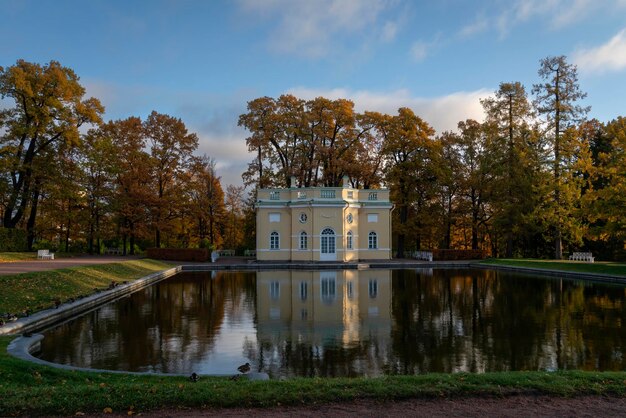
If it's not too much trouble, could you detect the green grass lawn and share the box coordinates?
[480,258,626,277]
[1,335,626,416]
[0,252,37,262]
[0,259,173,315]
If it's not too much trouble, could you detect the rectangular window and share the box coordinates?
[321,190,336,198]
[367,214,378,223]
[299,233,308,250]
[368,192,378,200]
[346,232,353,250]
[297,191,307,199]
[269,213,280,223]
[270,191,280,200]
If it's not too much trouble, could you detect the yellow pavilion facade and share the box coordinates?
[255,177,393,262]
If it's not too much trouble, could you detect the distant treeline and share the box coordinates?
[0,60,253,254]
[238,56,626,260]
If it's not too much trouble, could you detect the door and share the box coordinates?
[320,228,336,261]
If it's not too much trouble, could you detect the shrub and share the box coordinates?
[0,228,29,251]
[146,248,209,261]
[431,249,486,261]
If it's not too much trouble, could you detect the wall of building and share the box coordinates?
[256,185,392,261]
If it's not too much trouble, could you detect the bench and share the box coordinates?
[104,247,123,255]
[412,251,433,262]
[569,252,594,262]
[37,249,55,260]
[244,249,256,257]
[218,249,235,257]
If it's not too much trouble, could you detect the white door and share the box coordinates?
[320,228,336,261]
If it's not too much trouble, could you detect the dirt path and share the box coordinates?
[91,395,626,417]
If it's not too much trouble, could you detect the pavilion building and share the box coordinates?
[255,177,393,262]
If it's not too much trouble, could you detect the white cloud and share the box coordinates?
[410,41,429,62]
[494,0,598,37]
[236,0,397,58]
[458,15,489,38]
[380,21,399,42]
[573,28,626,74]
[287,87,490,134]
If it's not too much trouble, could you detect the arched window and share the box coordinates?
[299,231,308,250]
[320,228,336,255]
[368,231,378,249]
[346,231,353,250]
[270,231,280,250]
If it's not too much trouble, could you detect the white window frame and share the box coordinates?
[299,231,308,250]
[269,213,281,223]
[368,231,378,249]
[346,231,353,250]
[270,231,280,250]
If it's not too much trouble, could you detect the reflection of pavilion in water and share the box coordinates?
[255,270,392,377]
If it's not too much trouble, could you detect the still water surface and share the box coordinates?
[37,269,626,377]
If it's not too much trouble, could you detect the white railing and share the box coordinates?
[412,251,433,262]
[569,252,594,262]
[269,191,280,200]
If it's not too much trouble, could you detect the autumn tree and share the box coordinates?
[144,111,199,247]
[186,156,225,249]
[382,108,436,257]
[238,95,371,188]
[349,111,387,188]
[456,119,489,250]
[533,56,589,259]
[78,128,119,253]
[435,132,463,249]
[0,60,103,248]
[481,82,534,257]
[223,184,245,250]
[583,117,626,254]
[105,117,152,255]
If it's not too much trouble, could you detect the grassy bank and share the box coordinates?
[480,258,626,277]
[0,252,37,263]
[1,336,626,416]
[0,259,172,316]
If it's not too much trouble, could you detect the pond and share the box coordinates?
[36,268,626,378]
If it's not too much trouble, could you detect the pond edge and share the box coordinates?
[5,261,626,377]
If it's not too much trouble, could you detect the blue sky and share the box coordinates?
[2,0,626,186]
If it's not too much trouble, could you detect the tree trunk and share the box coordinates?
[130,231,135,255]
[26,184,41,251]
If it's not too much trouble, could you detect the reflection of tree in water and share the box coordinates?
[38,269,626,376]
[39,271,257,373]
[390,269,626,373]
[249,338,381,378]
